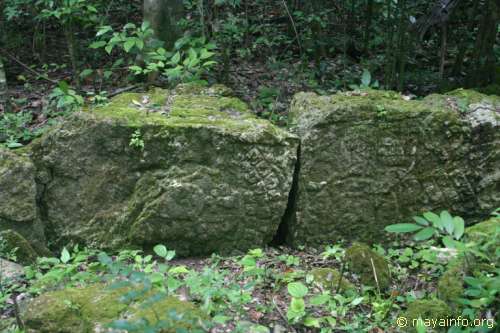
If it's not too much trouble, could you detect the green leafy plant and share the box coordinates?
[385,211,465,243]
[349,69,380,90]
[286,281,308,323]
[46,81,84,115]
[92,23,217,84]
[129,129,145,151]
[0,111,35,148]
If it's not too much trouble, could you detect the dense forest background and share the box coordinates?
[0,0,499,144]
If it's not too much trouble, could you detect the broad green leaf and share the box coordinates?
[60,247,70,264]
[141,21,151,31]
[361,69,371,86]
[7,142,23,148]
[452,216,465,240]
[463,276,481,288]
[303,317,321,327]
[105,44,114,54]
[290,297,305,312]
[188,47,197,60]
[351,297,364,306]
[96,25,113,37]
[169,265,190,274]
[136,39,144,50]
[440,211,454,235]
[423,212,443,230]
[385,223,422,233]
[240,255,256,268]
[79,69,93,78]
[58,80,69,94]
[415,318,426,333]
[413,227,435,241]
[153,244,168,257]
[325,316,337,327]
[442,235,457,249]
[89,41,106,49]
[123,39,135,53]
[123,23,136,30]
[97,252,112,265]
[412,216,429,226]
[310,294,330,305]
[171,51,181,64]
[188,57,200,68]
[287,282,308,298]
[202,60,217,67]
[248,248,264,258]
[200,49,214,59]
[213,315,230,324]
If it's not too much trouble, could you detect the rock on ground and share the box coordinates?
[21,284,207,333]
[0,258,24,280]
[30,84,298,256]
[0,149,45,249]
[287,89,499,245]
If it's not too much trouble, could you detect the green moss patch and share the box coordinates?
[0,229,38,265]
[22,284,207,333]
[345,243,391,290]
[403,299,453,332]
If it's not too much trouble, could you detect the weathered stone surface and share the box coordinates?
[288,89,500,245]
[21,284,207,333]
[309,267,355,292]
[0,148,45,246]
[32,84,298,256]
[0,258,24,280]
[0,229,38,265]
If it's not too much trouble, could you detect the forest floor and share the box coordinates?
[1,239,471,333]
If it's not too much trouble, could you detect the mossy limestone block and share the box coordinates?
[345,242,391,289]
[0,229,38,265]
[21,284,207,333]
[32,84,298,256]
[403,299,452,332]
[288,89,500,245]
[0,148,45,246]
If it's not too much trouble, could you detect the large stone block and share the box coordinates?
[31,84,298,256]
[0,148,45,247]
[288,89,499,245]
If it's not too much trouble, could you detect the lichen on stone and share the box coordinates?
[345,242,391,290]
[28,84,298,256]
[287,89,499,246]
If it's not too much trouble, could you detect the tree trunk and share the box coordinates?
[466,0,499,87]
[0,57,7,111]
[143,0,185,49]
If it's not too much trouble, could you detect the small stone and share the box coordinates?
[309,268,355,292]
[345,242,391,290]
[403,299,452,332]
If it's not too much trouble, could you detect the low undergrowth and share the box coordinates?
[0,211,498,333]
